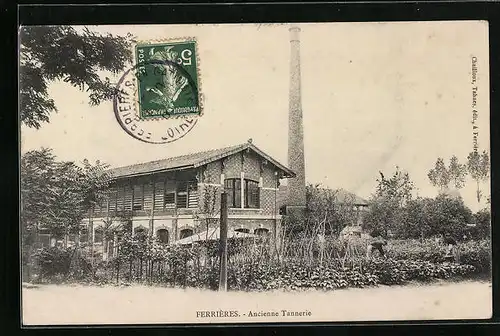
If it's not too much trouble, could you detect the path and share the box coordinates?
[22,280,492,325]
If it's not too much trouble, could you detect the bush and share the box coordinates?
[459,240,491,274]
[31,236,489,291]
[385,239,490,274]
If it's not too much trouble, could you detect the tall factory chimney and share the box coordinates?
[286,26,307,213]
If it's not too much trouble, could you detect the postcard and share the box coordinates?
[20,21,491,325]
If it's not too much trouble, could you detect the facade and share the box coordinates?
[81,139,295,256]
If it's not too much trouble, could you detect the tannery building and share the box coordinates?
[82,139,296,253]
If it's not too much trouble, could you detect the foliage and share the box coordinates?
[304,185,359,236]
[448,156,468,189]
[428,156,468,192]
[471,208,491,239]
[33,236,489,291]
[363,196,402,237]
[364,167,414,237]
[397,195,473,239]
[21,149,111,238]
[21,149,86,239]
[19,26,134,129]
[385,239,490,275]
[428,158,451,192]
[375,166,414,207]
[31,246,97,282]
[467,150,490,203]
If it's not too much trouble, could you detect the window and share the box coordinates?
[176,182,188,208]
[180,228,194,239]
[116,186,124,211]
[157,229,169,244]
[245,180,260,208]
[154,181,165,210]
[224,178,260,209]
[124,185,133,210]
[133,185,143,210]
[165,180,176,209]
[225,179,241,208]
[187,182,199,208]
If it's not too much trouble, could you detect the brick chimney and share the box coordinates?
[286,26,307,211]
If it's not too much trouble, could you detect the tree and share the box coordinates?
[472,208,491,239]
[399,195,473,239]
[364,166,414,236]
[448,155,467,190]
[19,26,134,129]
[21,149,86,239]
[428,158,451,192]
[376,166,414,207]
[467,150,490,203]
[21,149,112,280]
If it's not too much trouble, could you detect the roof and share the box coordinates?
[276,186,369,207]
[107,140,295,180]
[331,188,369,206]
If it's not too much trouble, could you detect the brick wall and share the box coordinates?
[197,151,280,216]
[223,153,242,179]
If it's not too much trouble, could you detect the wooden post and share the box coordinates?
[219,191,228,291]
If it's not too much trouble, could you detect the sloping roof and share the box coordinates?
[332,188,369,206]
[107,140,295,179]
[276,186,369,207]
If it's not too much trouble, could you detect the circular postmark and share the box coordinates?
[113,59,200,144]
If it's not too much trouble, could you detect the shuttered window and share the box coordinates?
[116,187,124,211]
[133,184,143,210]
[176,181,188,208]
[124,185,133,211]
[165,180,176,208]
[143,182,153,212]
[154,181,165,210]
[108,188,117,212]
[188,181,198,208]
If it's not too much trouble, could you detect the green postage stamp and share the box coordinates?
[134,39,202,120]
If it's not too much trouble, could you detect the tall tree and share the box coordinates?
[19,26,134,129]
[427,158,451,192]
[364,166,414,236]
[448,155,467,190]
[467,150,490,203]
[376,166,414,207]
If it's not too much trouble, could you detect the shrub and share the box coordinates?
[385,239,490,275]
[31,246,95,282]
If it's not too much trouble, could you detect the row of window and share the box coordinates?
[38,226,270,248]
[95,180,198,213]
[94,178,262,213]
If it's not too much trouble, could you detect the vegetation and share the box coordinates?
[28,236,489,290]
[19,26,134,129]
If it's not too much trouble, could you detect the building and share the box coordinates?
[83,139,295,255]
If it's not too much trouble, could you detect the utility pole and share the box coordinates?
[219,191,228,291]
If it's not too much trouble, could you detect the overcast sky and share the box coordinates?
[20,22,490,211]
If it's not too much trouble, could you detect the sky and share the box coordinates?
[20,22,490,212]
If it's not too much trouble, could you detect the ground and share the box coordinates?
[22,280,492,325]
